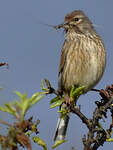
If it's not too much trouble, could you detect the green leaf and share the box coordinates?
[13,100,22,110]
[14,91,27,102]
[50,97,61,104]
[52,140,66,149]
[0,90,45,122]
[41,80,49,93]
[29,93,45,106]
[97,122,103,128]
[50,99,64,108]
[0,106,12,114]
[70,86,75,98]
[30,92,43,102]
[31,119,40,132]
[58,108,68,118]
[70,86,85,103]
[0,103,17,117]
[33,136,47,150]
[5,103,16,113]
[44,79,51,88]
[14,91,45,121]
[106,138,113,142]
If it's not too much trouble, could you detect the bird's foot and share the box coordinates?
[64,95,71,106]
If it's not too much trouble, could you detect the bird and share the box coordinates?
[54,10,106,142]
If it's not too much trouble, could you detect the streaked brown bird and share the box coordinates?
[54,10,106,142]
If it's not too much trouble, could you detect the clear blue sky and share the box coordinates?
[0,0,113,150]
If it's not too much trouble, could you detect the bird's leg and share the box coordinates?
[64,94,71,106]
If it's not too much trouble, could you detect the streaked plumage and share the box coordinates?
[54,10,106,142]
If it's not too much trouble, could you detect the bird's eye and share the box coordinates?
[74,18,79,22]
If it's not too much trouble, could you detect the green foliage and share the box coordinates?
[70,85,85,105]
[0,79,87,150]
[49,85,86,149]
[106,130,113,142]
[0,90,47,150]
[106,138,113,142]
[49,85,85,110]
[41,79,50,94]
[50,97,64,108]
[41,79,64,108]
[2,79,113,150]
[33,136,47,150]
[15,91,45,121]
[52,140,66,149]
[58,107,69,118]
[0,91,45,122]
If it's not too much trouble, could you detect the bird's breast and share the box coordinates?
[60,36,106,93]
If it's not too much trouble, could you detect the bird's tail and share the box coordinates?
[54,113,70,141]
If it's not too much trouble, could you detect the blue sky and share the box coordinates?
[0,0,113,150]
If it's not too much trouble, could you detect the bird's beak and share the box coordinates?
[55,23,64,29]
[55,22,69,30]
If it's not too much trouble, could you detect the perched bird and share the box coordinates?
[54,10,106,142]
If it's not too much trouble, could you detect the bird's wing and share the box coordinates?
[58,40,67,75]
[58,40,68,92]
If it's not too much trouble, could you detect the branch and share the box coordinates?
[41,79,113,150]
[70,85,113,150]
[70,105,91,129]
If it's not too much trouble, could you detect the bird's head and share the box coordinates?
[55,10,94,34]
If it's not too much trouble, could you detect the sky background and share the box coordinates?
[0,0,113,150]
